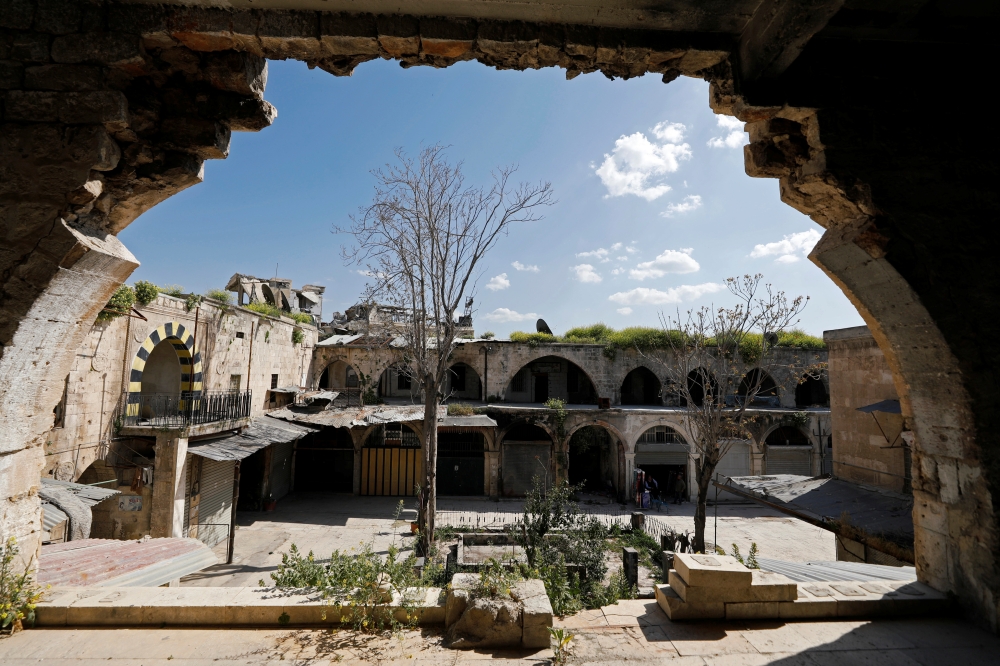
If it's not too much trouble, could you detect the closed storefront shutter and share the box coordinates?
[269,440,294,502]
[502,442,550,496]
[361,447,422,496]
[765,445,812,476]
[197,458,235,548]
[713,441,751,502]
[635,444,688,467]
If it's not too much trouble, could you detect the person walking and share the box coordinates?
[673,473,687,505]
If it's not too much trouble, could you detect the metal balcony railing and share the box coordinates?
[123,390,252,428]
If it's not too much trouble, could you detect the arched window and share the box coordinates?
[504,356,597,405]
[765,426,810,446]
[795,374,829,408]
[686,368,717,407]
[620,367,662,406]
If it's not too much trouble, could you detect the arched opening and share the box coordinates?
[141,339,182,398]
[437,431,486,496]
[620,367,662,406]
[377,365,416,401]
[737,368,780,407]
[635,425,689,502]
[685,368,718,407]
[796,374,829,408]
[360,422,421,496]
[764,426,813,476]
[504,356,597,405]
[292,427,354,493]
[500,423,553,496]
[445,362,481,401]
[568,426,616,495]
[318,360,359,390]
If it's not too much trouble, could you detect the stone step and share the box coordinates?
[668,568,797,604]
[673,552,752,588]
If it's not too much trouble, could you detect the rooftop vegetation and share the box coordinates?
[508,324,825,352]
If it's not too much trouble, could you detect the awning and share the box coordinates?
[187,417,315,461]
[270,404,443,429]
[269,386,300,394]
[716,475,914,560]
[857,399,901,414]
[41,477,120,507]
[439,415,498,429]
[42,502,69,532]
[38,537,217,587]
[299,291,320,304]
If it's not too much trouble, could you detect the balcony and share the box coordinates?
[121,390,252,434]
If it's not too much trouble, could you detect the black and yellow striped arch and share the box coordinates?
[126,322,203,415]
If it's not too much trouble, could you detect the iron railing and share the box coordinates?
[123,390,252,428]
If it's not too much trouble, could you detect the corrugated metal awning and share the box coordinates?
[39,538,217,587]
[757,558,917,583]
[41,477,120,506]
[187,417,315,461]
[439,415,497,428]
[42,502,68,532]
[270,404,444,429]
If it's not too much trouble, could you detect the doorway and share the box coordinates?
[534,374,548,403]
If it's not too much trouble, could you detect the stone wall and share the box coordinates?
[825,326,908,494]
[41,293,317,483]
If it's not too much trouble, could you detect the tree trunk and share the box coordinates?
[692,460,716,553]
[419,379,439,556]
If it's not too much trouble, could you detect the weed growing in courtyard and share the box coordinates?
[473,558,521,599]
[726,543,760,569]
[549,628,574,664]
[1,537,46,634]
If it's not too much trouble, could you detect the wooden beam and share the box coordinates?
[739,0,845,81]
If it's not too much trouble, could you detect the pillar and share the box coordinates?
[486,450,499,499]
[150,433,188,538]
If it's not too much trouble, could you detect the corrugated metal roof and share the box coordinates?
[39,538,218,587]
[41,502,68,532]
[187,417,315,461]
[439,415,498,428]
[724,475,913,546]
[41,477,120,507]
[757,558,917,583]
[316,333,363,346]
[270,404,444,429]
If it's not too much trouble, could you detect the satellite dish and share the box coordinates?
[536,319,553,335]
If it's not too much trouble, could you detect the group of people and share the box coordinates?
[636,470,686,506]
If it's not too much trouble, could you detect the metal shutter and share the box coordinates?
[635,444,689,467]
[765,445,812,476]
[713,441,751,502]
[197,459,235,548]
[502,442,551,496]
[269,440,294,502]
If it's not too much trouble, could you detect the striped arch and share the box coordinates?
[126,322,202,415]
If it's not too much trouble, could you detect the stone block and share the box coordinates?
[623,546,639,588]
[654,584,725,621]
[522,624,551,649]
[673,552,752,588]
[0,0,36,30]
[445,587,469,627]
[725,601,780,620]
[668,569,795,604]
[51,33,144,67]
[10,33,50,63]
[777,597,838,619]
[34,0,83,35]
[158,117,230,159]
[3,90,128,129]
[516,578,553,634]
[1,60,24,89]
[446,597,522,649]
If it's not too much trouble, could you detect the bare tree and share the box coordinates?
[340,146,553,554]
[646,274,807,553]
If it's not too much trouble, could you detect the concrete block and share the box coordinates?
[669,569,796,604]
[522,623,551,649]
[654,584,725,621]
[673,552,752,588]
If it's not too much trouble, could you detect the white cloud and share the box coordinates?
[511,261,539,272]
[611,268,625,275]
[483,308,537,323]
[707,115,749,149]
[571,264,603,283]
[616,256,628,262]
[594,122,692,201]
[611,242,623,251]
[626,245,638,254]
[750,229,822,263]
[617,307,633,315]
[608,282,726,306]
[629,248,700,281]
[486,273,510,291]
[661,194,703,218]
[576,247,609,260]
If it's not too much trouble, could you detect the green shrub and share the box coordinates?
[245,301,284,319]
[510,331,557,345]
[292,328,304,345]
[777,328,826,349]
[473,558,521,599]
[447,403,476,416]
[205,288,232,305]
[133,280,159,306]
[97,285,135,322]
[184,293,202,311]
[481,331,495,339]
[289,312,314,325]
[1,537,45,634]
[159,284,185,297]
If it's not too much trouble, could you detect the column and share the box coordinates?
[486,451,500,499]
[150,432,188,538]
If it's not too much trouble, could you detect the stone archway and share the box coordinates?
[125,322,202,424]
[0,2,995,627]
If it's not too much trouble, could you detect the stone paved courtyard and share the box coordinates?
[3,603,999,664]
[183,493,835,587]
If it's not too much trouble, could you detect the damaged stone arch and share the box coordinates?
[317,358,359,390]
[0,0,994,628]
[126,322,203,418]
[616,363,664,406]
[563,419,627,494]
[503,354,600,404]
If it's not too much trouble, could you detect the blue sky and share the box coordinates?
[119,58,864,337]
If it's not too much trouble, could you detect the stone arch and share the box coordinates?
[318,359,359,390]
[445,361,481,401]
[503,354,598,404]
[0,2,994,624]
[498,420,557,496]
[377,363,418,400]
[125,322,202,421]
[627,417,689,454]
[686,367,717,407]
[763,425,811,447]
[619,365,663,406]
[795,372,829,408]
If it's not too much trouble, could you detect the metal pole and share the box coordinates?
[227,459,241,564]
[246,321,254,391]
[714,473,718,552]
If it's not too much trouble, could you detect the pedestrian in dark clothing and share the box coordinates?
[673,474,687,504]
